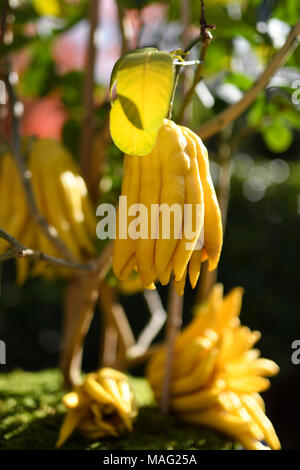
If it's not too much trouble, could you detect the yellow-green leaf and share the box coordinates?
[32,0,61,17]
[109,47,157,98]
[110,48,174,156]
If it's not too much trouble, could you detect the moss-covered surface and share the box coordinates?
[0,369,239,450]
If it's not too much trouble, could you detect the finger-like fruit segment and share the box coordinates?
[113,119,221,295]
[181,126,223,272]
[57,368,137,447]
[146,284,280,451]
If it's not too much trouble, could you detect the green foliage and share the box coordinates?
[262,117,294,153]
[0,369,238,450]
[0,0,87,55]
[272,0,300,24]
[247,94,265,127]
[19,43,56,98]
[110,48,174,155]
[225,72,254,92]
[1,0,297,164]
[58,71,84,109]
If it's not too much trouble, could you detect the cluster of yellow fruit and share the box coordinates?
[146,284,281,450]
[113,119,223,296]
[57,368,137,447]
[0,139,96,283]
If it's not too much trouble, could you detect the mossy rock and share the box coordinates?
[0,369,239,450]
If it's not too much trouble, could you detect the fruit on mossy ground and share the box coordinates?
[0,369,239,450]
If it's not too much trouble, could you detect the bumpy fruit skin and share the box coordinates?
[113,119,223,296]
[0,139,97,283]
[182,126,223,271]
[146,284,280,451]
[56,367,137,447]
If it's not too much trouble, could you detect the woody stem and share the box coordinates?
[161,283,183,413]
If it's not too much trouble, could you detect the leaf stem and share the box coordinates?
[169,0,215,122]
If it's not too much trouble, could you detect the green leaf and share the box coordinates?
[32,0,61,17]
[247,95,266,127]
[19,42,56,98]
[110,48,174,156]
[262,118,293,153]
[272,0,300,24]
[109,47,157,97]
[225,73,254,92]
[282,110,300,131]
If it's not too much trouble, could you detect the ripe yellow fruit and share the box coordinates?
[113,119,222,296]
[0,140,97,283]
[56,367,137,447]
[146,284,280,450]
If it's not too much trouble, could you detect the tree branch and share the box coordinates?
[80,0,99,184]
[3,79,78,262]
[162,0,213,415]
[198,19,300,141]
[0,228,92,271]
[161,283,183,413]
[98,281,135,367]
[126,288,167,360]
[177,0,215,123]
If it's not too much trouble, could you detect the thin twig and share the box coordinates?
[0,227,92,271]
[59,241,114,389]
[177,0,215,123]
[161,283,183,413]
[98,280,135,367]
[80,0,99,184]
[161,0,213,415]
[179,0,192,124]
[122,343,162,369]
[198,18,300,140]
[0,248,17,263]
[168,1,212,121]
[60,273,100,388]
[168,66,181,120]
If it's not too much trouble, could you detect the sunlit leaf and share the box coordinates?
[110,48,174,156]
[109,47,157,97]
[262,118,293,153]
[32,0,61,17]
[110,99,158,156]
